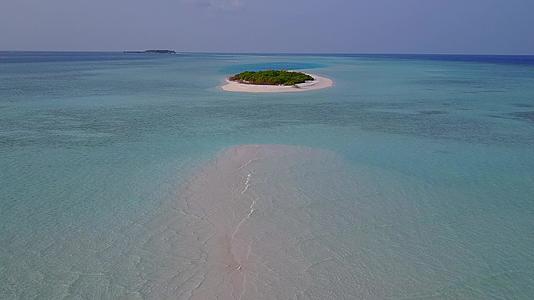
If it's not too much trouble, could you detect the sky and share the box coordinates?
[1,0,533,54]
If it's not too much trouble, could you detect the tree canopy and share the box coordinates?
[230,70,314,86]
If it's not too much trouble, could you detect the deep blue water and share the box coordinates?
[3,51,534,65]
[0,51,175,63]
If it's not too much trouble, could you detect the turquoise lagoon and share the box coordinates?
[1,52,534,299]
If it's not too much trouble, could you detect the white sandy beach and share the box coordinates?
[221,73,333,93]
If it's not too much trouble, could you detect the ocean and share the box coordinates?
[1,52,534,299]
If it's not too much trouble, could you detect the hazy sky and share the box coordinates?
[1,0,533,54]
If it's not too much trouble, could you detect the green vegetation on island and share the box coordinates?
[229,70,314,86]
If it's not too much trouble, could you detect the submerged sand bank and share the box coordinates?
[168,144,361,299]
[180,144,340,299]
[132,144,393,299]
[221,73,333,93]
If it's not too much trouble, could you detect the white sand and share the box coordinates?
[221,73,333,93]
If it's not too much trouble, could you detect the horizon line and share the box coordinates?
[1,50,534,57]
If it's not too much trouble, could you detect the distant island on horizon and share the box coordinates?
[124,50,176,54]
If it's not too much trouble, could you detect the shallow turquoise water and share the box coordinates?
[1,53,534,299]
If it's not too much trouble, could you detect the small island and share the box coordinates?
[230,70,314,86]
[124,50,176,54]
[222,69,333,93]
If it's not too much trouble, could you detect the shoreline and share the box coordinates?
[221,73,333,93]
